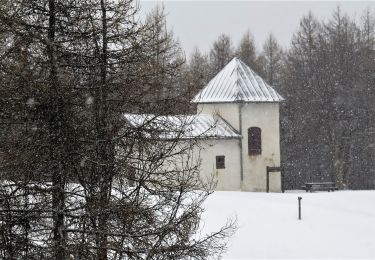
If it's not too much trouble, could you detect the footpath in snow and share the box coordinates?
[202,191,375,259]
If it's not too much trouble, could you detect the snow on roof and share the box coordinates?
[192,57,284,103]
[123,113,240,139]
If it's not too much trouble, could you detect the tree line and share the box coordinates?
[183,30,283,111]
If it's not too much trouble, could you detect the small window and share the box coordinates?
[216,156,225,169]
[248,127,261,155]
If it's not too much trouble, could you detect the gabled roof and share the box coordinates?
[192,57,284,103]
[123,113,240,139]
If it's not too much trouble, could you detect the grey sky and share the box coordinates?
[139,1,375,57]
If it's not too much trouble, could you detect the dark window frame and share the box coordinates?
[216,155,225,169]
[248,127,262,155]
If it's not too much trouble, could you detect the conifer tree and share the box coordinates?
[236,30,262,74]
[0,1,235,259]
[259,33,284,86]
[209,34,234,76]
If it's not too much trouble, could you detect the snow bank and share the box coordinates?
[203,191,375,259]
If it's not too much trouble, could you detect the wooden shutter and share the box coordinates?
[248,127,261,155]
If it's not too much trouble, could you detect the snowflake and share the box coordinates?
[85,96,94,105]
[26,98,36,107]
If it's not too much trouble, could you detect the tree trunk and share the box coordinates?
[97,1,110,259]
[48,1,65,259]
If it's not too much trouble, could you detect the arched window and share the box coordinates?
[248,127,261,155]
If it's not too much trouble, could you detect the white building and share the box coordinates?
[125,57,284,192]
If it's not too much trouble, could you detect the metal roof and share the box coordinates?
[192,57,284,103]
[123,113,240,139]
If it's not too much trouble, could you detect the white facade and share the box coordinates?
[193,58,284,192]
[198,138,242,191]
[124,57,284,192]
[196,102,281,192]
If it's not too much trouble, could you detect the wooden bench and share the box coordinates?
[302,182,338,192]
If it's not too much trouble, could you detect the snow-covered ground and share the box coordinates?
[203,191,375,259]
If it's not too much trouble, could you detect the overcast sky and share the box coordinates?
[139,1,375,57]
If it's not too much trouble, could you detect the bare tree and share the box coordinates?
[136,4,187,115]
[0,0,236,259]
[209,34,234,77]
[182,48,210,111]
[236,30,262,74]
[281,8,375,190]
[0,0,78,258]
[259,33,284,86]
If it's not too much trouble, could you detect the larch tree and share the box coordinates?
[185,48,210,111]
[236,30,262,74]
[209,34,234,77]
[259,33,284,86]
[0,0,235,259]
[280,12,324,188]
[139,4,186,114]
[280,8,375,190]
[0,0,79,258]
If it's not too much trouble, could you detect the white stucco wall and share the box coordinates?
[148,138,242,191]
[197,103,240,131]
[198,139,242,191]
[196,102,282,192]
[120,101,281,192]
[240,103,281,192]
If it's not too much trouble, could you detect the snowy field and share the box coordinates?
[202,191,375,259]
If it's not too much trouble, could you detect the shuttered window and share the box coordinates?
[248,127,261,155]
[216,156,225,169]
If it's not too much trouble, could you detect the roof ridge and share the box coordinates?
[123,113,240,139]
